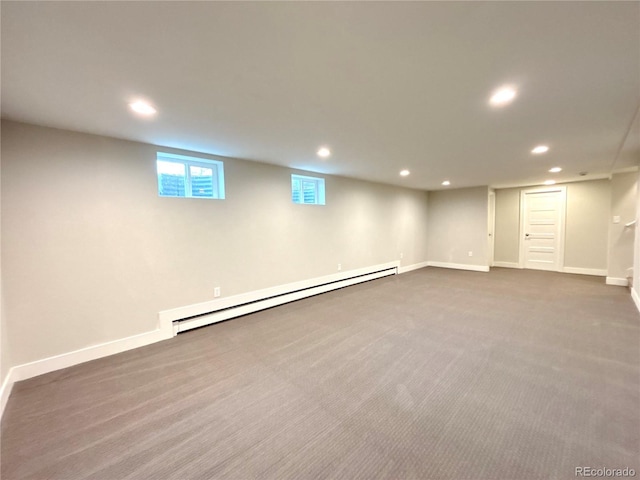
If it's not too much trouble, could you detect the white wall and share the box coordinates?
[564,179,610,272]
[633,170,640,306]
[494,179,610,272]
[0,137,8,390]
[493,188,520,266]
[607,172,637,283]
[1,120,429,368]
[427,186,489,270]
[0,275,9,413]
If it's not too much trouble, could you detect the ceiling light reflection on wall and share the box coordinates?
[129,100,157,116]
[531,145,549,154]
[442,180,451,186]
[317,147,331,158]
[549,167,562,173]
[489,86,517,106]
[400,169,410,177]
[543,180,556,185]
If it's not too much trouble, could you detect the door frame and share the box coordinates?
[518,185,567,271]
[488,190,496,267]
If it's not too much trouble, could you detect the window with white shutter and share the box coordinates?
[291,174,325,205]
[156,152,225,199]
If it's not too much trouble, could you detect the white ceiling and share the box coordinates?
[2,1,639,190]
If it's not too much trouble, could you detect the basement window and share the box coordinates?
[157,152,225,199]
[292,174,325,205]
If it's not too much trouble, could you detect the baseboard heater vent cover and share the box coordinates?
[170,263,398,334]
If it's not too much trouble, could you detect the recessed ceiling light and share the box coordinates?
[489,86,517,106]
[129,100,156,116]
[549,167,562,173]
[400,169,410,177]
[531,145,549,154]
[442,180,451,186]
[543,180,556,185]
[317,147,331,158]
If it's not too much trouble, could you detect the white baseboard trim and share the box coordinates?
[173,262,400,333]
[563,267,607,277]
[427,261,490,273]
[0,368,17,420]
[398,261,429,274]
[9,327,172,387]
[492,261,521,269]
[606,277,629,287]
[1,327,173,420]
[632,288,640,314]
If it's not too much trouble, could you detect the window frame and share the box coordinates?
[291,174,326,205]
[156,152,225,199]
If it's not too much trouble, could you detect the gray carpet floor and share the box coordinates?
[2,267,639,480]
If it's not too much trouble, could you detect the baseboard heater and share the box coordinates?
[163,262,399,334]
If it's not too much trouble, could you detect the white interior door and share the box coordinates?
[520,187,566,271]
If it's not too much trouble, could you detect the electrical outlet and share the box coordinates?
[338,263,342,271]
[400,252,404,259]
[214,287,221,298]
[468,251,473,257]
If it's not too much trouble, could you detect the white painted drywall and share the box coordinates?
[493,188,520,265]
[564,179,610,271]
[634,170,640,299]
[1,120,429,367]
[608,172,637,281]
[0,142,8,388]
[0,302,7,388]
[427,186,489,268]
